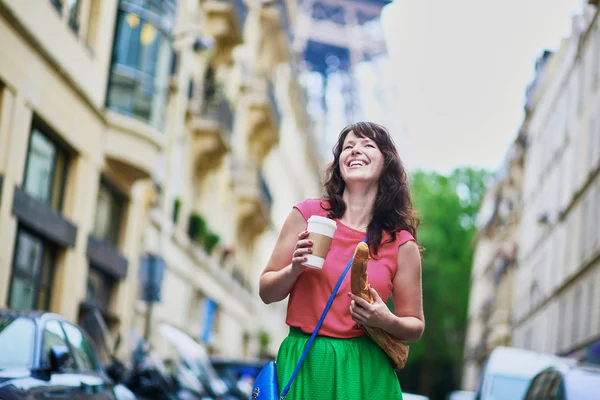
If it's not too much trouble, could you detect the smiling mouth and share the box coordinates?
[348,161,367,168]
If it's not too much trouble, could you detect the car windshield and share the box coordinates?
[488,375,530,400]
[0,315,36,369]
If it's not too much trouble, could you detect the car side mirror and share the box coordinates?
[49,345,71,372]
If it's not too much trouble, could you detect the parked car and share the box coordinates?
[473,346,577,400]
[156,323,236,399]
[447,390,475,400]
[403,393,430,400]
[210,357,268,398]
[128,334,214,400]
[523,363,600,400]
[0,309,137,400]
[78,308,203,400]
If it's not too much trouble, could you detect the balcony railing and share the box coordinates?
[201,93,234,134]
[231,159,272,214]
[232,265,250,292]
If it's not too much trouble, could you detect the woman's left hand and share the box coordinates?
[348,287,393,329]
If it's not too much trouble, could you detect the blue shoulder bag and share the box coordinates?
[252,237,368,400]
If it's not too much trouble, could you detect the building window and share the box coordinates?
[572,288,582,345]
[585,280,594,339]
[48,0,88,39]
[594,27,600,90]
[67,0,82,33]
[8,229,56,311]
[557,299,566,351]
[49,0,63,13]
[106,0,176,130]
[589,117,596,173]
[23,124,68,211]
[595,184,600,248]
[587,193,595,256]
[92,180,125,246]
[85,266,116,312]
[596,117,600,170]
[581,198,589,262]
[578,62,584,116]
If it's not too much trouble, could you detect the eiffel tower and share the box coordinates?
[292,0,391,157]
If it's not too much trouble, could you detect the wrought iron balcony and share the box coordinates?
[201,93,235,136]
[203,0,246,63]
[231,158,272,246]
[104,110,164,182]
[244,73,280,163]
[186,84,234,179]
[232,265,251,293]
[255,0,292,69]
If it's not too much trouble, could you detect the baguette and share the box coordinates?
[350,242,410,370]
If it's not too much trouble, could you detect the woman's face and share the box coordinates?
[339,131,385,185]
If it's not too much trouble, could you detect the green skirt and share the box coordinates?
[276,327,403,400]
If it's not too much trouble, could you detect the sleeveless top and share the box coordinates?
[285,198,415,338]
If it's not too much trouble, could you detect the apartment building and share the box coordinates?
[461,127,528,390]
[512,5,600,364]
[0,0,320,360]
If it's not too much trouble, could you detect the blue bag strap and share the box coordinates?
[280,237,368,399]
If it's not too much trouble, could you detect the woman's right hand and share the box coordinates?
[291,230,313,274]
[260,208,313,304]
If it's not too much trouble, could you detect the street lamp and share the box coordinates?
[139,254,166,340]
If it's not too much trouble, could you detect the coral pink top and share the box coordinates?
[286,198,415,338]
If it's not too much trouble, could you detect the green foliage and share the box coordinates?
[397,167,490,395]
[173,198,181,223]
[203,232,221,255]
[187,213,221,254]
[258,330,271,350]
[188,213,207,241]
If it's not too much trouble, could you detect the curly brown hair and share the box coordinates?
[322,122,420,256]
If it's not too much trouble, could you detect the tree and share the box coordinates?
[396,167,490,399]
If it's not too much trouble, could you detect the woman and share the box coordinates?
[259,122,424,399]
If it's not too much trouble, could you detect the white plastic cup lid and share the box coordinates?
[307,215,337,229]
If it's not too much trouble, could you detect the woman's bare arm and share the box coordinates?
[259,208,311,304]
[383,240,425,341]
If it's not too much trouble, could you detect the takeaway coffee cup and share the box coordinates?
[302,216,337,269]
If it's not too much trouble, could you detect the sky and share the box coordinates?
[379,0,583,174]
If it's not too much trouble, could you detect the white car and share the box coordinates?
[403,393,430,400]
[474,346,577,400]
[447,390,475,400]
